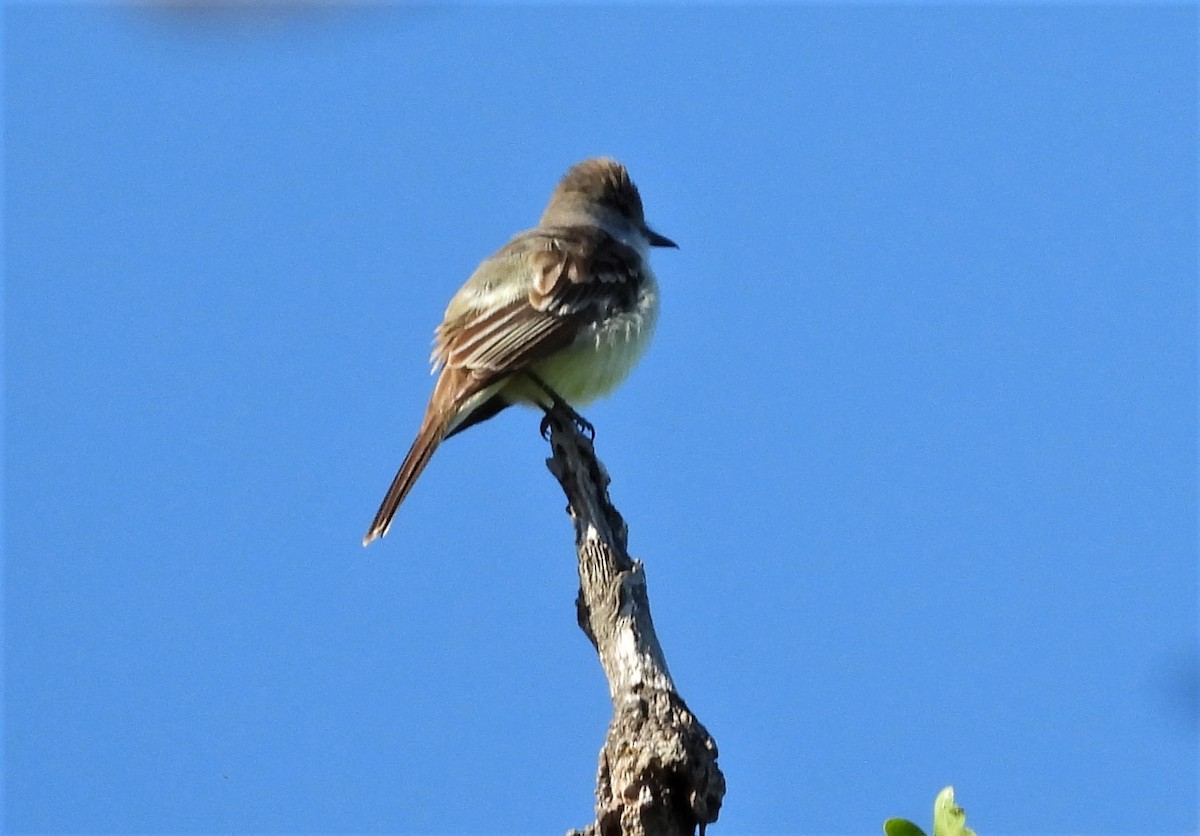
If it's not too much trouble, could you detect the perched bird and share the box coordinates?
[362,157,676,546]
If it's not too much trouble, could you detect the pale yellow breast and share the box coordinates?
[513,275,659,407]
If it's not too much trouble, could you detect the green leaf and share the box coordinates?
[932,786,976,836]
[884,818,928,836]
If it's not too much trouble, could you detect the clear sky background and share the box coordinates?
[4,4,1197,834]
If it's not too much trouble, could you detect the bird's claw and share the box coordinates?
[574,413,596,440]
[550,413,594,441]
[540,405,595,441]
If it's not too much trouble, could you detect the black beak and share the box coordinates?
[645,226,678,249]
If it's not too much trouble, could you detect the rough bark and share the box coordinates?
[543,411,725,836]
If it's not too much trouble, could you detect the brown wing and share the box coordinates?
[432,226,645,382]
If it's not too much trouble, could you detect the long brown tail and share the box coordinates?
[362,408,450,546]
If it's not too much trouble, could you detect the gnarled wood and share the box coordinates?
[544,412,724,836]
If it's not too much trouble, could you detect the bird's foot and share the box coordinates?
[539,404,595,441]
[527,372,595,441]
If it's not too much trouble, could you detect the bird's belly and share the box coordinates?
[526,280,659,406]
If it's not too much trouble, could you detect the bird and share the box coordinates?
[362,157,676,546]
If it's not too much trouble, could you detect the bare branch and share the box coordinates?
[544,413,725,836]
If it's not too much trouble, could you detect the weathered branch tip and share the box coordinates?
[543,409,724,836]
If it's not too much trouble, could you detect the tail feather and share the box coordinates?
[362,412,449,546]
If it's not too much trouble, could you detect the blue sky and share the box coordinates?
[4,4,1196,834]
